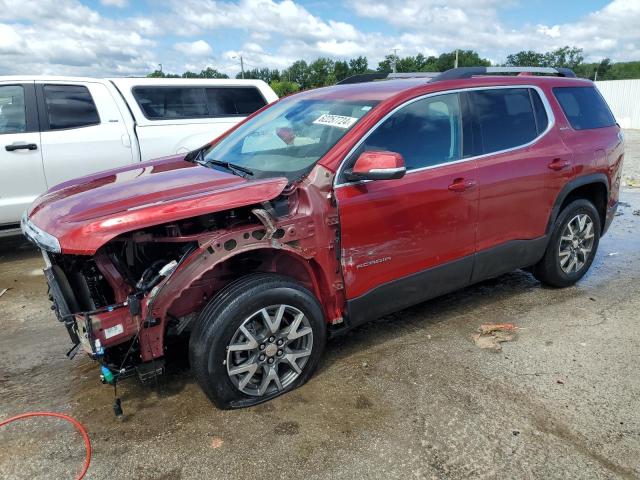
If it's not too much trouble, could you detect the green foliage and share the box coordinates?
[148,47,640,91]
[236,67,281,83]
[269,80,300,97]
[505,50,545,67]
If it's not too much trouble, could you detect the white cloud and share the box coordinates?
[0,0,639,79]
[100,0,128,7]
[174,40,214,57]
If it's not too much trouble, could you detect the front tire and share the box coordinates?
[533,199,601,288]
[189,273,326,409]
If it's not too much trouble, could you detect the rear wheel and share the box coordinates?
[189,273,326,409]
[533,199,601,287]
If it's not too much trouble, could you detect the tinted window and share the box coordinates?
[206,87,266,115]
[553,86,615,130]
[0,85,26,134]
[133,86,267,119]
[43,85,100,130]
[531,89,549,134]
[356,93,461,171]
[134,87,208,119]
[468,88,538,154]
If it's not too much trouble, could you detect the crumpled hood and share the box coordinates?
[28,156,288,255]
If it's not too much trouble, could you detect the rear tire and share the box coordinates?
[533,199,601,288]
[189,273,326,409]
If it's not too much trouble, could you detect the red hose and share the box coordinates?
[0,412,91,480]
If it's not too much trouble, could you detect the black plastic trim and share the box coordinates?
[344,236,550,330]
[470,236,548,283]
[545,173,609,234]
[345,255,474,328]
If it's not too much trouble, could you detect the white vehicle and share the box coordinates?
[0,76,278,234]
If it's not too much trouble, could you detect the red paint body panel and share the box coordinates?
[337,160,478,299]
[28,156,288,254]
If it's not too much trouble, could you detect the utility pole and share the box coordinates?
[158,63,163,73]
[391,48,398,73]
[240,56,245,79]
[594,67,598,82]
[454,50,459,68]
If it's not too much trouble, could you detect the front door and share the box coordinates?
[0,82,47,226]
[335,92,478,325]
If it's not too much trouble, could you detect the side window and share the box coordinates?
[356,93,461,171]
[133,87,208,119]
[468,88,538,154]
[0,85,26,134]
[553,86,616,130]
[530,89,549,134]
[206,87,267,115]
[43,85,100,130]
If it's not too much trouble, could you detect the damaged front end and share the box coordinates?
[23,164,344,387]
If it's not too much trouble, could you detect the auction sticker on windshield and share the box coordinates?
[313,114,358,129]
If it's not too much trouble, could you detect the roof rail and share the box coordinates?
[432,66,576,81]
[337,71,438,85]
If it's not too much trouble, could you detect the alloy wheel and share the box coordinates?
[558,213,595,274]
[226,304,313,396]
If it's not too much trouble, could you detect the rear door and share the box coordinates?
[464,86,571,281]
[0,82,47,226]
[335,92,478,325]
[36,81,135,187]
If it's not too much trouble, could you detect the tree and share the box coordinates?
[270,81,300,97]
[435,50,490,71]
[334,60,350,82]
[542,46,584,69]
[308,57,335,87]
[348,56,369,74]
[237,67,281,83]
[181,71,200,78]
[283,60,310,89]
[505,50,545,67]
[199,67,229,79]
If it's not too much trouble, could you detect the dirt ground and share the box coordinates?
[1,132,639,480]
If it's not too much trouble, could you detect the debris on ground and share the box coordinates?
[472,323,517,352]
[607,252,619,256]
[0,288,9,298]
[210,437,224,449]
[633,209,640,216]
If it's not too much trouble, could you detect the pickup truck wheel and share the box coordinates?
[189,273,326,409]
[533,199,601,288]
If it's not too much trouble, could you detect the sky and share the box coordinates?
[0,0,639,78]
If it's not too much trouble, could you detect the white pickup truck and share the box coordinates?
[0,77,278,234]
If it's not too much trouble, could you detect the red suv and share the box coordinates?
[22,67,623,409]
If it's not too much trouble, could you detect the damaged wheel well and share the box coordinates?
[166,248,327,320]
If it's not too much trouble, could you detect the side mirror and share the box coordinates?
[344,151,406,182]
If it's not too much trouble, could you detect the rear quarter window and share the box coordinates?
[553,86,616,130]
[133,86,267,120]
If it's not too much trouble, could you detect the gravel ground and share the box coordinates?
[0,133,639,480]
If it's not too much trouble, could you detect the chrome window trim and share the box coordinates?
[334,84,556,188]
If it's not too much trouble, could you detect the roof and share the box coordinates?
[0,75,270,88]
[291,74,593,104]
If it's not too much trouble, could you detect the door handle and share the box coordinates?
[5,143,38,152]
[448,178,476,192]
[548,158,570,171]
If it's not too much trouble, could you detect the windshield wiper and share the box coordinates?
[205,159,254,178]
[184,144,209,164]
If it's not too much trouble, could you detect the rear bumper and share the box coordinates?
[602,200,618,235]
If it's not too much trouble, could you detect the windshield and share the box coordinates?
[203,97,378,180]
